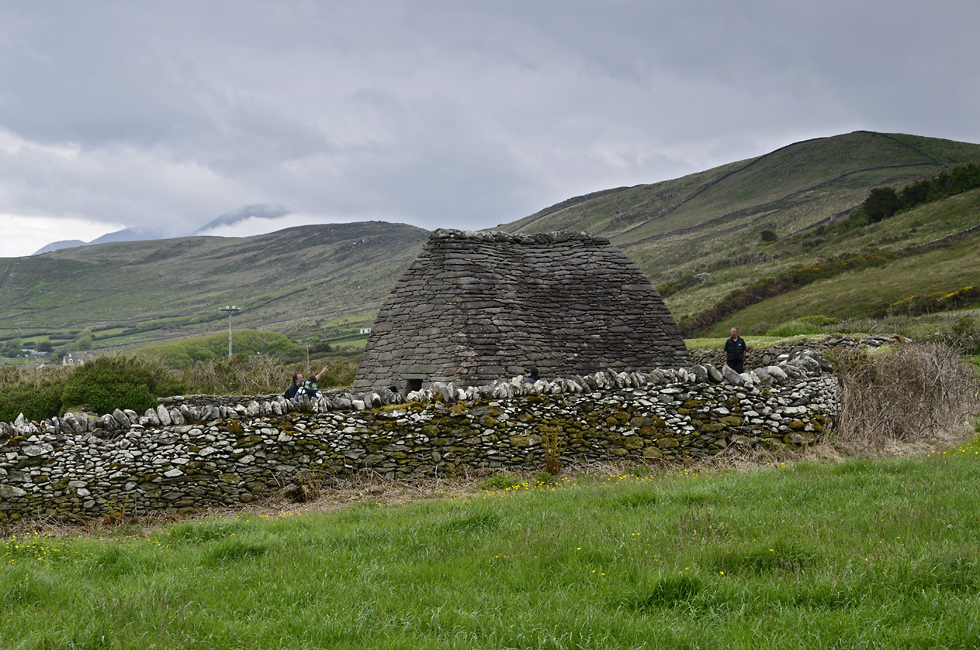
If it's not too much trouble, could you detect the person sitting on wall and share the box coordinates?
[284,365,330,399]
[723,327,748,374]
[284,373,303,399]
[524,367,540,384]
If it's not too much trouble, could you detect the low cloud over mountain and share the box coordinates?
[193,203,292,236]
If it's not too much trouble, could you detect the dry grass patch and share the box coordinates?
[832,342,979,450]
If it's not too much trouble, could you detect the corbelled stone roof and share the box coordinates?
[353,229,690,391]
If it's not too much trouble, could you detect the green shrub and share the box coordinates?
[0,365,72,422]
[863,187,901,222]
[479,473,523,491]
[898,162,980,209]
[0,380,63,422]
[766,322,817,337]
[60,354,185,414]
[836,207,872,233]
[533,472,559,486]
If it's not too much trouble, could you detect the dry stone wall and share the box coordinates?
[0,352,837,524]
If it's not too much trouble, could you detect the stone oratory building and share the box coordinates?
[353,229,690,393]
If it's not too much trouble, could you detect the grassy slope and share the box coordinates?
[503,131,980,326]
[685,187,980,335]
[2,131,979,356]
[0,222,428,352]
[508,132,979,258]
[704,239,980,336]
[2,436,979,648]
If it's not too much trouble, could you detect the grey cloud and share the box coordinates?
[0,0,978,256]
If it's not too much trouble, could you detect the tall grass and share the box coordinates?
[3,433,980,649]
[175,354,355,395]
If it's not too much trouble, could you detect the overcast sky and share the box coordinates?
[1,1,978,257]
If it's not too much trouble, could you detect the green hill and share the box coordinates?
[507,131,980,247]
[2,131,979,359]
[0,222,429,356]
[504,131,980,333]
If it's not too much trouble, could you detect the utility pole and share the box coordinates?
[217,306,242,357]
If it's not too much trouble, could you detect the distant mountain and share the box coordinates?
[32,239,86,255]
[33,204,293,256]
[88,228,167,246]
[34,228,169,256]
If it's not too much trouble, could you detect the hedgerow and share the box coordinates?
[679,251,897,336]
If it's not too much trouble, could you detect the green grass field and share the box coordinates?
[4,433,979,649]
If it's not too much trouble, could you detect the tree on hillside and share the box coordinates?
[74,328,94,351]
[1,338,22,357]
[899,180,932,208]
[863,187,900,222]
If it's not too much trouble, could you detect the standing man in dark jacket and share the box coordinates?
[724,327,747,373]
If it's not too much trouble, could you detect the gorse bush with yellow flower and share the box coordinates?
[880,285,980,318]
